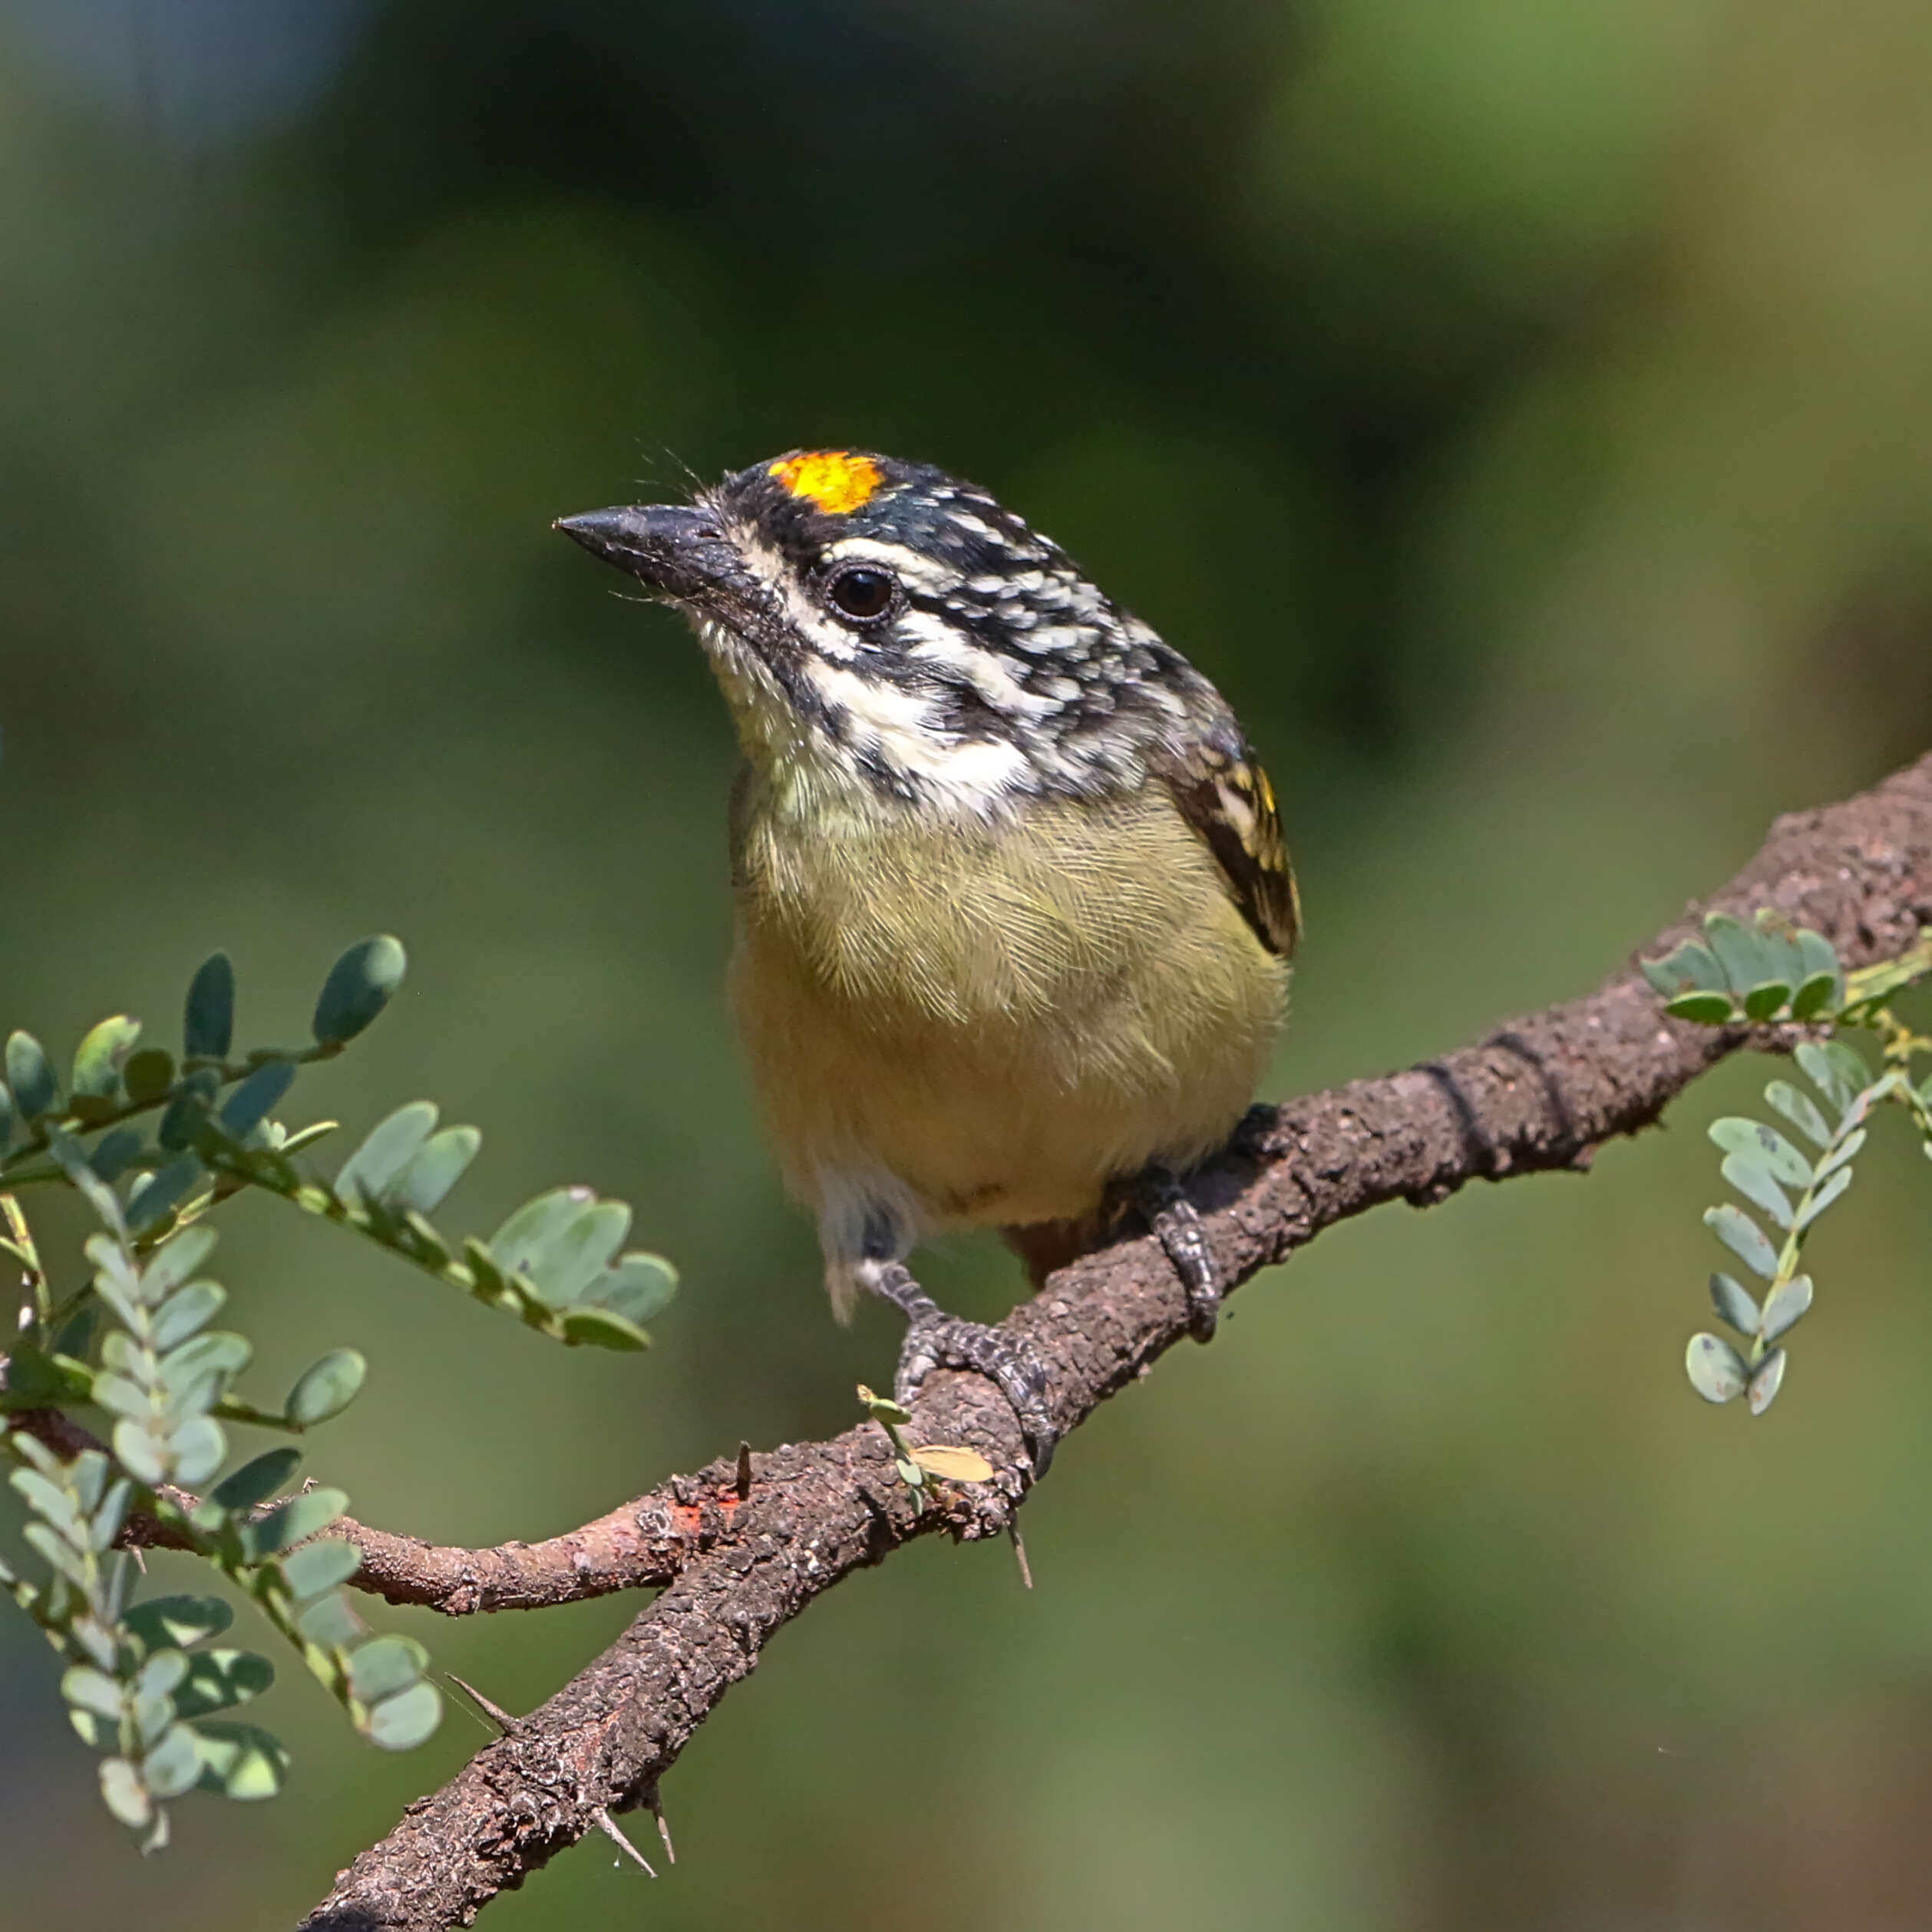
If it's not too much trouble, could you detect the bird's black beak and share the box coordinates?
[553,504,749,606]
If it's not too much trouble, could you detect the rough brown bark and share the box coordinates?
[296,752,1932,1930]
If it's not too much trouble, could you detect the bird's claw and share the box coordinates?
[1137,1167,1223,1342]
[894,1312,1056,1477]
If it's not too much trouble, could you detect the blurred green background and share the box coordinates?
[5,1,1932,1926]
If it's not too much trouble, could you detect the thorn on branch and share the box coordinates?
[1009,1521,1033,1591]
[735,1440,752,1501]
[592,1805,657,1878]
[445,1673,519,1736]
[647,1785,675,1864]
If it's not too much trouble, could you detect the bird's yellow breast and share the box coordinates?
[728,774,1286,1236]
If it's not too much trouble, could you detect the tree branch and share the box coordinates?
[99,761,1932,1923]
[0,1404,696,1614]
[292,753,1932,1928]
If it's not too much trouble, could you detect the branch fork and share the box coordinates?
[58,760,1932,1927]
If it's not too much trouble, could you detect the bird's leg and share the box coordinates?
[863,1260,1057,1477]
[1132,1166,1223,1343]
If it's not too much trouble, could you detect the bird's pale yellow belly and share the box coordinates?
[729,781,1286,1254]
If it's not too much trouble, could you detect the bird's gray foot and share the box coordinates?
[866,1261,1056,1477]
[1135,1167,1223,1343]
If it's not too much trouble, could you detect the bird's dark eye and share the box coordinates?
[825,564,897,623]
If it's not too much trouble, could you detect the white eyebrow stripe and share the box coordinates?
[964,567,1058,601]
[820,537,958,596]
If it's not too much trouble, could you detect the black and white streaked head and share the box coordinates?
[555,449,1249,817]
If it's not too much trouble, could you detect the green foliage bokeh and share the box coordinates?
[5,1,1932,1926]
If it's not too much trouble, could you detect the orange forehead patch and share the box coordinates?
[768,450,883,515]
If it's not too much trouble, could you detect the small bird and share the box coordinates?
[558,451,1297,1470]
